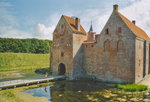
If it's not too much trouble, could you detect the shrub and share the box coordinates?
[117,83,148,92]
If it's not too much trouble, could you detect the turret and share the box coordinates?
[87,23,96,40]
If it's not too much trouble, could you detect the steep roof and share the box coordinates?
[63,15,86,34]
[89,24,93,32]
[118,12,150,41]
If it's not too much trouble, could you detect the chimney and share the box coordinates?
[132,20,136,24]
[75,17,80,31]
[113,4,118,12]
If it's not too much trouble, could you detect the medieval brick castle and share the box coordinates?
[50,5,150,83]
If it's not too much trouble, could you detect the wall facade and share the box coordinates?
[50,7,150,83]
[144,41,149,76]
[72,34,86,78]
[50,17,73,77]
[135,38,144,83]
[135,38,150,83]
[83,11,136,83]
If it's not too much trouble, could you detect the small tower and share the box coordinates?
[89,24,93,32]
[87,23,96,40]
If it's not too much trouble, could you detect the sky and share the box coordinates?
[0,0,150,40]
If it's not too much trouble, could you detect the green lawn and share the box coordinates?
[0,53,50,71]
[0,53,51,80]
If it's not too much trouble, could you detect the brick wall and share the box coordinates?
[50,16,73,76]
[83,11,136,83]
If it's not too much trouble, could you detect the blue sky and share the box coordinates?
[0,0,150,40]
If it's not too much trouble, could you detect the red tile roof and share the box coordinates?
[118,12,150,41]
[63,15,86,34]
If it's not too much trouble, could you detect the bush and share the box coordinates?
[117,83,148,92]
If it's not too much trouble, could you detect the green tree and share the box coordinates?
[0,38,52,54]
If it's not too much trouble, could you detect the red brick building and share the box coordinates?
[50,5,150,83]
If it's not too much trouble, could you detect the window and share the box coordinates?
[105,28,109,34]
[91,34,93,39]
[60,38,64,43]
[117,40,124,51]
[139,59,141,67]
[61,24,64,29]
[61,52,64,57]
[118,27,122,33]
[104,40,110,52]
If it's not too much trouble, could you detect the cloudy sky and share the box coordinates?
[0,0,150,40]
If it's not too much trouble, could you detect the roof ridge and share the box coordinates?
[118,12,150,41]
[63,15,86,34]
[62,15,74,33]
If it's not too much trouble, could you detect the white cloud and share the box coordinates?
[79,0,150,38]
[0,25,33,38]
[0,1,32,39]
[1,0,150,40]
[35,24,55,40]
[0,1,54,40]
[120,0,150,36]
[34,13,61,40]
[35,12,73,40]
[79,9,110,34]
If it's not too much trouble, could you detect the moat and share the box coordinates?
[24,80,149,102]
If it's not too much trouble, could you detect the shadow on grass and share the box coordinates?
[35,68,52,75]
[0,68,52,82]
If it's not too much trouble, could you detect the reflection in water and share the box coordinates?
[51,80,115,102]
[24,80,145,102]
[24,86,52,101]
[45,87,47,93]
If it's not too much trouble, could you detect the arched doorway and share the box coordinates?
[58,63,66,75]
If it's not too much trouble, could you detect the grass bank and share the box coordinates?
[0,82,54,102]
[0,53,50,71]
[0,68,52,81]
[117,83,148,92]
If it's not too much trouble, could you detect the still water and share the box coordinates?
[24,80,145,102]
[24,85,52,101]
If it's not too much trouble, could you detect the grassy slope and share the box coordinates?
[0,53,50,71]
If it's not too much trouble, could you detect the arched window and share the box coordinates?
[104,40,110,52]
[117,40,124,51]
[61,24,64,29]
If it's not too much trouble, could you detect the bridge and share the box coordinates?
[0,75,66,90]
